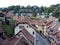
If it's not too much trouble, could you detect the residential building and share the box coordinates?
[14,15,47,36]
[14,16,36,37]
[46,21,60,45]
[46,15,58,22]
[14,16,50,45]
[30,19,47,36]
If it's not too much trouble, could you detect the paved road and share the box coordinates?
[35,33,51,45]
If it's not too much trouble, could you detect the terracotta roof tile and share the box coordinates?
[30,20,37,25]
[30,20,46,26]
[0,38,12,45]
[10,37,18,44]
[13,28,34,43]
[10,36,29,45]
[21,29,34,43]
[46,21,53,26]
[14,16,46,26]
[48,22,60,44]
[16,37,29,45]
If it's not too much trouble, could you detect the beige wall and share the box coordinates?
[37,26,42,31]
[36,25,47,36]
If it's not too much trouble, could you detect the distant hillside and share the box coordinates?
[0,4,60,17]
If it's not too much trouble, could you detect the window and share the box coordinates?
[33,32,34,35]
[26,26,28,28]
[19,26,24,29]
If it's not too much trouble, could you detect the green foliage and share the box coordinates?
[45,14,49,18]
[2,21,13,37]
[2,8,8,12]
[1,4,60,17]
[45,4,60,18]
[9,17,16,29]
[8,5,15,10]
[40,6,46,13]
[32,13,37,17]
[52,8,60,18]
[2,18,16,37]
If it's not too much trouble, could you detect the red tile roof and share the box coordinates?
[13,16,29,23]
[16,37,29,45]
[9,30,31,45]
[30,20,37,25]
[48,23,60,44]
[21,29,34,43]
[49,34,60,44]
[0,37,29,45]
[46,21,53,26]
[13,16,46,26]
[12,28,34,43]
[14,16,46,32]
[0,38,12,45]
[0,33,30,45]
[30,20,46,26]
[9,37,18,44]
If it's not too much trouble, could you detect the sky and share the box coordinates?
[0,0,59,8]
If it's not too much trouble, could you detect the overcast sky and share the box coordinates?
[0,0,59,7]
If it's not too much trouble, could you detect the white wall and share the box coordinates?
[15,24,36,37]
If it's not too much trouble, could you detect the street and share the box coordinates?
[35,33,51,45]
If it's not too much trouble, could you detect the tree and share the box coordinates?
[9,17,16,30]
[8,5,15,10]
[2,21,13,37]
[40,6,45,13]
[2,8,8,12]
[32,13,36,17]
[45,4,60,17]
[2,18,16,37]
[52,8,60,18]
[14,5,20,13]
[0,4,59,18]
